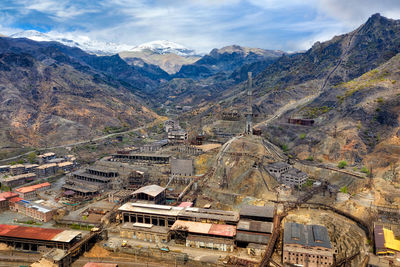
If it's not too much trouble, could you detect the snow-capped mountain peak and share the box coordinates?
[10,30,134,55]
[130,40,196,56]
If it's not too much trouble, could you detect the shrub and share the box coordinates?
[361,166,371,176]
[340,185,348,194]
[338,160,348,169]
[299,133,306,139]
[306,156,314,161]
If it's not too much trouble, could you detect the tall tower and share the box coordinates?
[245,72,253,134]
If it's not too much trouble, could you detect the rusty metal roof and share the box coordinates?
[171,220,236,237]
[208,224,236,237]
[236,231,270,244]
[15,182,51,194]
[0,224,62,241]
[375,225,385,250]
[132,185,165,197]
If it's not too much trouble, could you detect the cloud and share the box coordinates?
[1,0,400,53]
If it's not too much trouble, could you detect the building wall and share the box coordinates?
[283,245,334,267]
[120,229,170,243]
[186,236,234,252]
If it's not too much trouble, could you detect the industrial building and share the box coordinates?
[283,222,334,267]
[266,162,309,187]
[168,129,188,144]
[118,203,239,228]
[1,173,36,188]
[110,153,170,164]
[0,224,82,251]
[131,185,166,204]
[139,139,168,153]
[10,199,55,222]
[15,182,51,200]
[0,192,19,210]
[35,163,58,178]
[239,205,275,222]
[171,220,236,252]
[236,220,273,247]
[120,222,171,243]
[171,159,194,177]
[374,225,400,256]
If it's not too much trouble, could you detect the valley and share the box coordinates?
[0,11,399,267]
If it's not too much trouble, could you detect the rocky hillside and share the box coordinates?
[0,37,159,148]
[269,52,400,169]
[215,14,400,115]
[175,45,284,79]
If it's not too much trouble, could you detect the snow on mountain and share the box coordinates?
[10,31,198,57]
[130,40,197,56]
[10,30,134,55]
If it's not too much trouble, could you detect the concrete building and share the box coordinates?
[164,120,179,133]
[283,222,334,267]
[37,152,56,164]
[139,140,168,153]
[0,165,10,173]
[171,220,236,252]
[171,159,194,177]
[266,162,291,179]
[108,190,132,204]
[57,161,74,172]
[132,185,166,205]
[10,199,55,222]
[280,168,308,187]
[0,192,19,210]
[24,164,39,174]
[118,203,239,228]
[168,129,188,144]
[10,164,26,176]
[1,173,36,188]
[120,222,170,243]
[15,182,51,201]
[35,163,58,178]
[111,153,170,164]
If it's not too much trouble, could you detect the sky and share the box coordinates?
[0,0,400,53]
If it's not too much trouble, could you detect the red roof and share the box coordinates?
[0,198,6,202]
[0,224,63,241]
[178,202,193,208]
[8,197,23,203]
[0,192,18,199]
[83,263,118,267]
[208,224,236,237]
[15,182,51,194]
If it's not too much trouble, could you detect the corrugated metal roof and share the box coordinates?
[383,228,400,252]
[51,230,82,242]
[284,222,332,249]
[178,202,193,208]
[132,185,165,197]
[15,182,51,193]
[237,220,273,233]
[236,231,270,244]
[118,203,183,216]
[171,220,212,234]
[239,204,274,219]
[374,225,386,250]
[208,224,236,237]
[0,224,62,241]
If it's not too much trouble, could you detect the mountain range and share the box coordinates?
[1,13,400,172]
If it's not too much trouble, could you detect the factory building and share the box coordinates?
[131,185,166,205]
[15,182,51,201]
[239,204,275,222]
[120,222,171,243]
[110,153,170,164]
[283,222,334,267]
[171,220,236,252]
[374,225,400,256]
[10,199,55,222]
[171,159,194,177]
[0,192,19,210]
[117,203,239,228]
[0,224,82,251]
[1,173,36,188]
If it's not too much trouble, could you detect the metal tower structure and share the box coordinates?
[245,72,253,134]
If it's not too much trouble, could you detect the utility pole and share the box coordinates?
[245,72,253,135]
